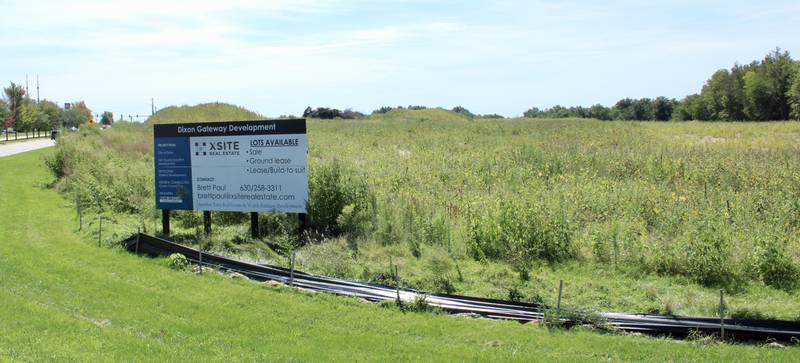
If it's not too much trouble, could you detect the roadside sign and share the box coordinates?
[153,119,308,213]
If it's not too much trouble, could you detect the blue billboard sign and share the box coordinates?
[154,119,308,213]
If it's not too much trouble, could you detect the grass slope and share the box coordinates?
[146,102,263,125]
[1,150,799,361]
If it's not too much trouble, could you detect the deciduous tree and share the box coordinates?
[652,97,675,121]
[38,100,62,130]
[3,82,25,129]
[787,62,800,120]
[100,111,114,125]
[0,99,9,126]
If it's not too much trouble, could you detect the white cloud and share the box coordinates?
[1,0,798,117]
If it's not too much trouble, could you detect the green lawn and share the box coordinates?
[1,149,798,361]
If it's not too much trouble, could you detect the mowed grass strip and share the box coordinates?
[0,149,797,362]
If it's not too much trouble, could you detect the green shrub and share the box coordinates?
[592,235,612,264]
[374,207,400,245]
[467,202,576,265]
[336,204,358,236]
[754,237,799,290]
[45,131,87,180]
[590,222,625,264]
[681,224,736,287]
[420,275,456,295]
[420,213,450,246]
[307,162,374,238]
[466,207,502,261]
[361,266,397,286]
[256,212,296,238]
[166,253,189,270]
[44,143,69,178]
[381,295,441,313]
[507,286,525,302]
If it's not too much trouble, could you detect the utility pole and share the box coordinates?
[151,98,155,116]
[36,75,40,103]
[25,74,29,97]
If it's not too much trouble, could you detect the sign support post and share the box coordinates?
[250,212,259,239]
[162,209,170,236]
[203,211,212,235]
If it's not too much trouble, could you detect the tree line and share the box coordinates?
[524,48,800,121]
[1,82,96,132]
[322,48,800,122]
[303,106,365,119]
[372,105,504,119]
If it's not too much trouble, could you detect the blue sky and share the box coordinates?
[1,0,799,118]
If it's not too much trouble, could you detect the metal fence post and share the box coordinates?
[395,265,401,302]
[97,215,103,247]
[289,249,296,287]
[557,279,563,314]
[76,195,82,231]
[720,289,725,340]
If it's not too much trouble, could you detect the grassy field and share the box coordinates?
[6,150,800,360]
[45,104,800,323]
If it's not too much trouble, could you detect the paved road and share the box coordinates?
[0,139,56,157]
